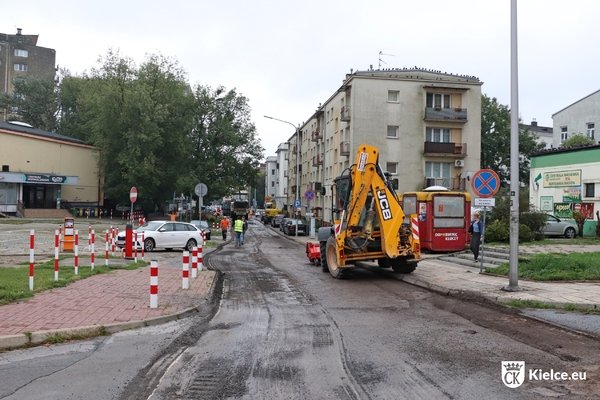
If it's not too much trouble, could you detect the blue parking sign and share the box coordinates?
[294,199,301,209]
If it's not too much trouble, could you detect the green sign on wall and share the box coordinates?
[554,202,572,218]
[562,186,582,203]
[540,196,553,212]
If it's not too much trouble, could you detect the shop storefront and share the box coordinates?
[0,172,79,213]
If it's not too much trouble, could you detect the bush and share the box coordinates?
[484,220,509,242]
[519,211,547,239]
[519,224,534,243]
[484,220,534,243]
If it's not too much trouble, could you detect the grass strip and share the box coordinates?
[486,252,600,281]
[0,259,147,305]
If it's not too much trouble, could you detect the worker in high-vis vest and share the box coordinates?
[234,216,244,247]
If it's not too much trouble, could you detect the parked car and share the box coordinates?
[271,214,285,228]
[190,220,211,240]
[283,219,307,236]
[543,214,578,238]
[117,221,203,252]
[280,217,291,231]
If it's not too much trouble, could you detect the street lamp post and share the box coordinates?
[264,115,299,237]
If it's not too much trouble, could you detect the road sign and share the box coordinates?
[474,197,496,207]
[130,187,138,203]
[294,199,301,209]
[304,190,315,201]
[471,169,500,198]
[194,183,208,197]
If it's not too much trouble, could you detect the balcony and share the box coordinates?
[423,177,467,191]
[291,185,297,194]
[312,153,324,166]
[340,141,350,156]
[423,142,467,156]
[293,164,303,174]
[292,145,297,154]
[311,129,322,142]
[424,107,467,122]
[340,106,351,121]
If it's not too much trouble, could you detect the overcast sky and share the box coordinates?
[4,0,600,159]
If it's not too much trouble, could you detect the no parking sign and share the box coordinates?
[471,169,500,198]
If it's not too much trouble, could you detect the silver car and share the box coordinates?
[543,214,578,239]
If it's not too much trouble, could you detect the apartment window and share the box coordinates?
[587,123,595,139]
[387,125,399,138]
[560,126,568,142]
[14,63,27,71]
[271,181,275,187]
[388,90,399,102]
[585,183,595,198]
[426,127,451,143]
[425,161,451,187]
[386,162,398,174]
[426,93,451,109]
[14,49,28,57]
[271,169,275,175]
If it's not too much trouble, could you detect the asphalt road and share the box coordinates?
[2,220,599,399]
[122,220,600,399]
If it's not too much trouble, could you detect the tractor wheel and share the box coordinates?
[326,236,352,279]
[320,240,329,272]
[377,258,391,268]
[391,258,417,274]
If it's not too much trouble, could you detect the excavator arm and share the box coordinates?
[335,144,417,260]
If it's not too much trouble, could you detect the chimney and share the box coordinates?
[531,118,537,127]
[16,28,22,35]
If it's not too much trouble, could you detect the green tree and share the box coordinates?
[83,50,194,208]
[182,85,264,203]
[480,94,545,185]
[561,132,596,147]
[0,74,60,131]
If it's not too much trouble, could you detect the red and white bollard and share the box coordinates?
[150,260,158,309]
[134,232,138,263]
[202,230,206,245]
[182,251,189,289]
[91,230,95,271]
[87,225,91,251]
[74,230,79,275]
[29,230,35,290]
[54,229,59,281]
[198,246,203,271]
[141,232,145,261]
[191,247,198,278]
[111,226,115,255]
[105,230,109,266]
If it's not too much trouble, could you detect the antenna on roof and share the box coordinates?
[378,51,395,69]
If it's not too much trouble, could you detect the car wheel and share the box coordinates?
[186,239,197,252]
[144,238,155,252]
[565,227,576,239]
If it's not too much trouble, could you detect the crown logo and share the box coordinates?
[503,363,522,372]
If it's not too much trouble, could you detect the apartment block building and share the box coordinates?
[264,142,289,209]
[286,67,483,223]
[552,88,599,146]
[0,28,56,120]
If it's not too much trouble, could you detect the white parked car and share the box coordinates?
[117,221,203,252]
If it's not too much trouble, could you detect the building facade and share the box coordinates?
[286,68,483,223]
[522,119,553,149]
[0,29,56,120]
[552,89,599,146]
[530,144,600,236]
[0,121,100,217]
